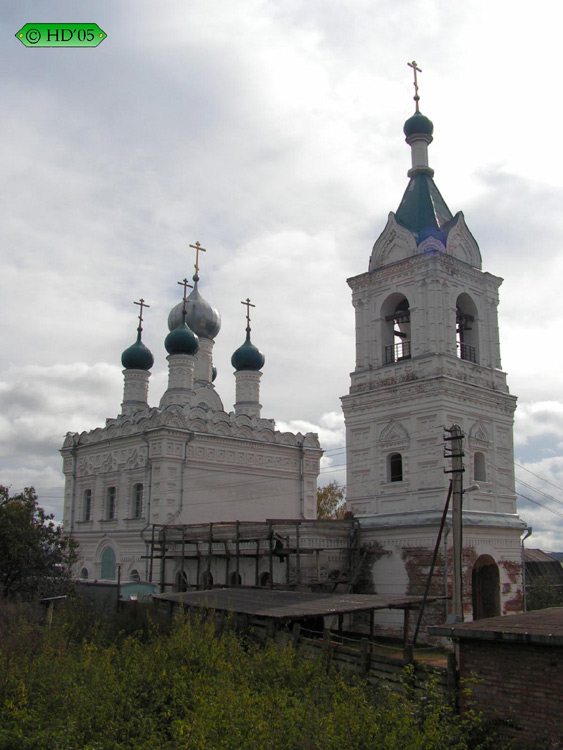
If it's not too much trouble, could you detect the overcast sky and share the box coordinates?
[2,0,563,551]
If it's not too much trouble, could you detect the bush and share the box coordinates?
[0,603,506,750]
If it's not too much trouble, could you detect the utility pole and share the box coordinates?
[444,425,465,622]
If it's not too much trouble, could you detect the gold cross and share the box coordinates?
[177,278,194,313]
[407,60,422,112]
[189,241,207,277]
[134,298,150,332]
[241,297,255,330]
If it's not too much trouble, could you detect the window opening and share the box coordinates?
[80,567,89,579]
[83,489,92,521]
[474,452,486,482]
[229,571,242,586]
[133,483,143,519]
[106,487,116,520]
[456,294,479,363]
[384,298,411,364]
[201,570,213,589]
[388,453,403,482]
[259,571,271,587]
[175,570,188,592]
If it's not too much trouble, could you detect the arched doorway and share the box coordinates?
[100,547,116,581]
[472,555,500,620]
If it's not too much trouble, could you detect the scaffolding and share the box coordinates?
[142,519,361,593]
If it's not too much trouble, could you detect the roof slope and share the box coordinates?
[394,172,454,240]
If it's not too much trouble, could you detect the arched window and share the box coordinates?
[456,293,479,363]
[101,548,116,580]
[132,483,143,519]
[106,487,116,520]
[229,571,242,586]
[388,453,403,483]
[79,567,89,580]
[201,570,213,589]
[129,569,140,583]
[83,489,92,521]
[259,571,271,587]
[175,570,188,592]
[474,452,486,482]
[382,294,411,364]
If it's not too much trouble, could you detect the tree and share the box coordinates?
[316,480,346,519]
[0,486,77,601]
[527,574,563,611]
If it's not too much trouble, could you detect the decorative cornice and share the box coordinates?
[61,404,320,451]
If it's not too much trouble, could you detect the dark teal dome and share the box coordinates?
[165,319,199,356]
[121,335,154,371]
[231,332,265,372]
[404,111,434,138]
[212,366,217,382]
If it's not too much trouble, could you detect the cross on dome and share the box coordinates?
[177,277,194,315]
[134,298,150,333]
[241,297,255,332]
[407,60,422,112]
[189,240,207,280]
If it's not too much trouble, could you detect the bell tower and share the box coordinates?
[341,65,525,620]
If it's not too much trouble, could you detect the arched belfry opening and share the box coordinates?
[456,293,479,363]
[472,555,500,620]
[382,294,411,364]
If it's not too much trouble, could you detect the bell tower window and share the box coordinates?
[456,293,479,363]
[474,452,486,482]
[388,453,403,482]
[382,295,411,364]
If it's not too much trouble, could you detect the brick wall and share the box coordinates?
[459,639,563,747]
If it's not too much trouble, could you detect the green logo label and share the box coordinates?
[16,23,107,48]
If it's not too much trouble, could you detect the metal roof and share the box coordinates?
[432,607,563,646]
[154,588,440,620]
[524,548,561,564]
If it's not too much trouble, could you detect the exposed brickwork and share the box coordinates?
[459,640,563,748]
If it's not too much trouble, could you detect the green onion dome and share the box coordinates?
[121,333,154,371]
[165,317,199,356]
[231,331,265,372]
[403,111,434,138]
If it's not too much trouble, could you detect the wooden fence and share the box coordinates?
[262,621,456,698]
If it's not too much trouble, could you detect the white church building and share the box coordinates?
[61,265,322,587]
[62,78,526,627]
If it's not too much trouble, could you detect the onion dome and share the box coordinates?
[168,276,221,340]
[403,111,434,138]
[122,332,154,371]
[231,331,265,372]
[212,366,217,382]
[165,316,199,356]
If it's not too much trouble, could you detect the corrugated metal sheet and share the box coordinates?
[154,588,442,619]
[433,607,563,645]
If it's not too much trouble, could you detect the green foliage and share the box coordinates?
[0,486,77,601]
[0,602,507,750]
[316,480,346,520]
[526,574,563,611]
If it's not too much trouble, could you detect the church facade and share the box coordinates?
[61,81,526,629]
[342,103,526,624]
[61,269,321,586]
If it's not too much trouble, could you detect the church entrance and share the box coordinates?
[472,555,500,620]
